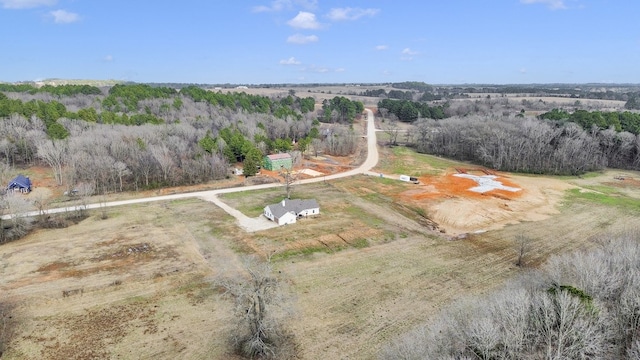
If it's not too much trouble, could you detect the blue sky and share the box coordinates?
[1,0,638,84]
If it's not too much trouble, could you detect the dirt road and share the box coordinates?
[2,109,379,232]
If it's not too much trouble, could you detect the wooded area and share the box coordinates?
[408,114,640,175]
[381,232,640,359]
[0,84,363,193]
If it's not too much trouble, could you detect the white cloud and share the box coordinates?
[335,68,345,73]
[50,9,79,24]
[326,7,379,21]
[520,0,568,10]
[279,57,301,65]
[402,48,418,55]
[295,0,317,10]
[252,0,317,12]
[287,11,320,29]
[104,55,114,62]
[252,5,275,12]
[520,68,527,74]
[375,45,388,51]
[0,0,55,9]
[252,0,289,12]
[287,33,318,44]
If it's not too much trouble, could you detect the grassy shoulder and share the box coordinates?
[375,146,462,176]
[565,187,640,212]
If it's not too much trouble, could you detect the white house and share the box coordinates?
[263,198,320,225]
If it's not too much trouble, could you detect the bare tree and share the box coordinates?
[381,232,640,360]
[74,182,95,217]
[31,192,50,226]
[0,162,13,189]
[383,117,400,146]
[36,139,68,186]
[112,161,131,192]
[216,256,295,359]
[279,167,298,199]
[311,138,323,158]
[324,127,357,156]
[514,234,532,267]
[0,192,32,243]
[150,144,175,184]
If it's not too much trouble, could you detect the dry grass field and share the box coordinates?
[2,142,640,359]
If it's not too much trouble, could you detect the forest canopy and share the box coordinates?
[0,84,363,193]
[539,109,640,135]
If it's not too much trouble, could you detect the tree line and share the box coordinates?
[1,83,318,124]
[411,115,640,175]
[320,96,364,123]
[359,89,416,101]
[450,84,640,102]
[381,232,640,359]
[377,99,446,122]
[0,83,103,96]
[540,108,640,135]
[0,86,361,193]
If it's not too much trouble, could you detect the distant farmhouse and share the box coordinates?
[263,153,292,171]
[263,198,319,225]
[7,174,32,193]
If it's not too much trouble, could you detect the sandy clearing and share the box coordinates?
[453,173,522,193]
[296,168,325,177]
[429,173,573,236]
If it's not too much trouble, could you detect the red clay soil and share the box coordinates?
[401,168,524,202]
[605,176,640,189]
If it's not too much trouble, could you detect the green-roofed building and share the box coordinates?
[263,153,292,171]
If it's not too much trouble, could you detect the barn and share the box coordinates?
[263,153,292,171]
[263,198,320,225]
[7,174,32,193]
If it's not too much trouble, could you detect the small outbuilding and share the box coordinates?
[263,198,320,225]
[7,174,32,193]
[263,153,292,171]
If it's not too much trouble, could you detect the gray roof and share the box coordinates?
[267,199,319,219]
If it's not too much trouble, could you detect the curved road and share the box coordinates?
[4,109,379,232]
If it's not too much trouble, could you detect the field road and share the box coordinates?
[3,109,379,232]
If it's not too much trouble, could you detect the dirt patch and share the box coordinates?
[372,160,570,236]
[424,173,570,235]
[23,300,159,359]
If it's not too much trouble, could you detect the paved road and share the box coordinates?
[3,109,379,232]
